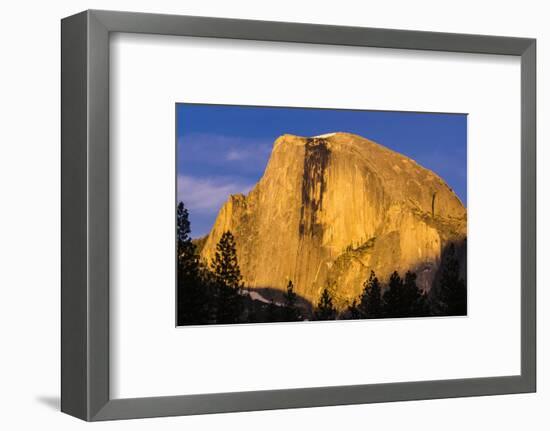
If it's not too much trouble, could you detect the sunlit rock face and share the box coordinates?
[200,132,467,309]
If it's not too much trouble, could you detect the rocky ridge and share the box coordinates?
[199,132,467,309]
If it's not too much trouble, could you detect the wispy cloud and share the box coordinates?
[177,175,254,214]
[226,149,250,161]
[177,133,271,237]
[178,133,272,175]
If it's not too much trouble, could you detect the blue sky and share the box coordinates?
[177,103,467,238]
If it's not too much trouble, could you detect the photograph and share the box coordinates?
[176,104,467,326]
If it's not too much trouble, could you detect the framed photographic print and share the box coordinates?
[176,104,468,326]
[61,9,536,421]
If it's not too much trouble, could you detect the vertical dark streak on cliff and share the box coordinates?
[299,138,331,238]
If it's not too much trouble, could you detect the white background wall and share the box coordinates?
[0,0,547,429]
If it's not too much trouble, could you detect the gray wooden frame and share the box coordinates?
[61,9,536,421]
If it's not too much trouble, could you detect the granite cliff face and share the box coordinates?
[199,132,466,309]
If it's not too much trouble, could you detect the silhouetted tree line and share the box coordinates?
[340,270,429,320]
[177,202,303,325]
[177,201,467,326]
[339,244,466,320]
[177,202,242,325]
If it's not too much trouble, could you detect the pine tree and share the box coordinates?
[314,288,337,321]
[282,280,301,321]
[358,270,382,318]
[383,270,423,318]
[177,202,197,275]
[176,202,209,325]
[437,243,467,316]
[345,299,362,320]
[382,271,404,318]
[402,271,423,317]
[211,231,244,324]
